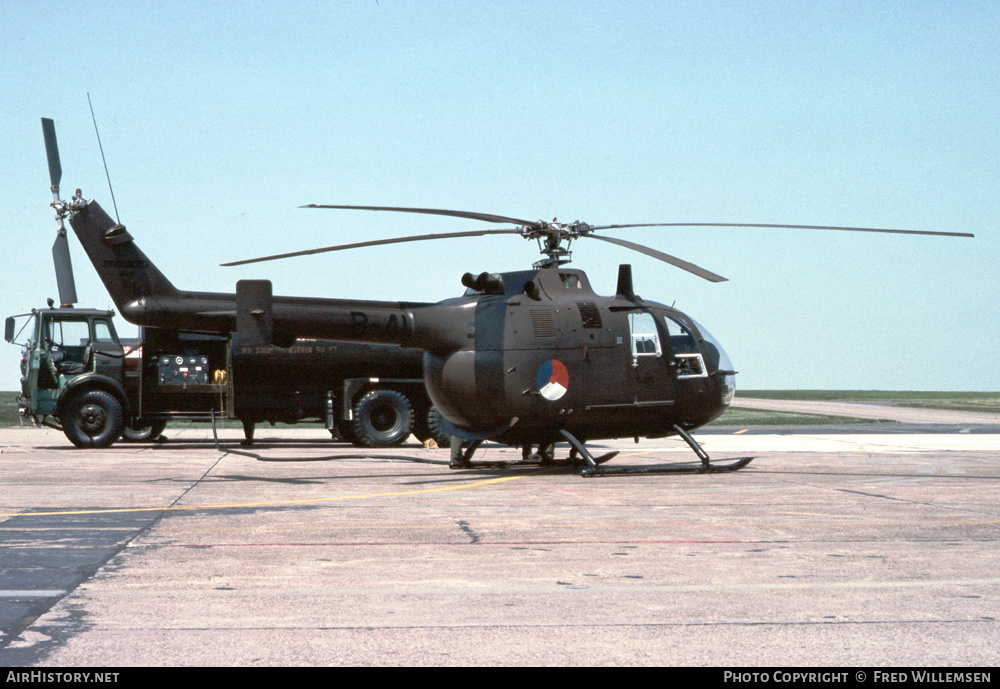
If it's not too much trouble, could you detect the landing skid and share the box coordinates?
[447,425,754,477]
[580,456,754,477]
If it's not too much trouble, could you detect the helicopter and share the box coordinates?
[39,118,973,475]
[218,204,973,475]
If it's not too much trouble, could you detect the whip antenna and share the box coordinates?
[87,93,120,224]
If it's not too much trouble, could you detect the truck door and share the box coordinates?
[21,314,47,412]
[29,314,93,415]
[91,317,125,385]
[37,314,124,386]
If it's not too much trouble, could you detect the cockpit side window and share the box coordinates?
[629,312,661,357]
[664,315,706,378]
[664,315,699,354]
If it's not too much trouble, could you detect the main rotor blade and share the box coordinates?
[41,118,61,189]
[302,204,538,228]
[589,222,973,238]
[222,228,519,266]
[587,234,728,283]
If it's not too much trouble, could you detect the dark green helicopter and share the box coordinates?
[221,204,973,475]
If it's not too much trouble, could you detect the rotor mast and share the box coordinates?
[529,220,587,268]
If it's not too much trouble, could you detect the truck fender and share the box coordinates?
[57,373,132,420]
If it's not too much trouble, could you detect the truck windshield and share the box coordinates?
[45,318,91,348]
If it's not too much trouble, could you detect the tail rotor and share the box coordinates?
[42,117,78,307]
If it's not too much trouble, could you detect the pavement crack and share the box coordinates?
[455,519,481,544]
[775,477,1000,518]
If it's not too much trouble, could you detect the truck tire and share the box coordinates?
[350,389,414,447]
[121,419,168,443]
[62,389,126,449]
[426,406,455,448]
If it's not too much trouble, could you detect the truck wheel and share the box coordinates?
[62,390,125,448]
[427,406,455,448]
[121,419,168,443]
[350,389,414,447]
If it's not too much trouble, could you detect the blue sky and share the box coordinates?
[2,1,997,391]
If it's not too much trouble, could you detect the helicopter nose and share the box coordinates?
[719,372,736,406]
[687,318,735,406]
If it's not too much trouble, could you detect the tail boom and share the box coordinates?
[68,199,459,351]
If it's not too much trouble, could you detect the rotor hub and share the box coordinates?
[518,220,594,267]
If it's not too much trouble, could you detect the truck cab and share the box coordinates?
[6,307,132,447]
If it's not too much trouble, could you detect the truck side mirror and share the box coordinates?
[4,317,14,343]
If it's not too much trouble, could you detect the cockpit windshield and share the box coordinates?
[689,318,733,373]
[690,317,736,405]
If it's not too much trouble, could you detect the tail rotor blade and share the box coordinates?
[52,232,78,306]
[41,118,62,190]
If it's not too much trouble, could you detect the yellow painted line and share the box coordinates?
[139,517,1000,535]
[734,429,750,435]
[0,472,537,519]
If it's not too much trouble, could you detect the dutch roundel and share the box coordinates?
[537,359,569,401]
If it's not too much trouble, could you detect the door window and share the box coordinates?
[629,312,661,357]
[94,320,116,343]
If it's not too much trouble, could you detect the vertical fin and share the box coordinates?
[236,280,274,347]
[68,201,178,308]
